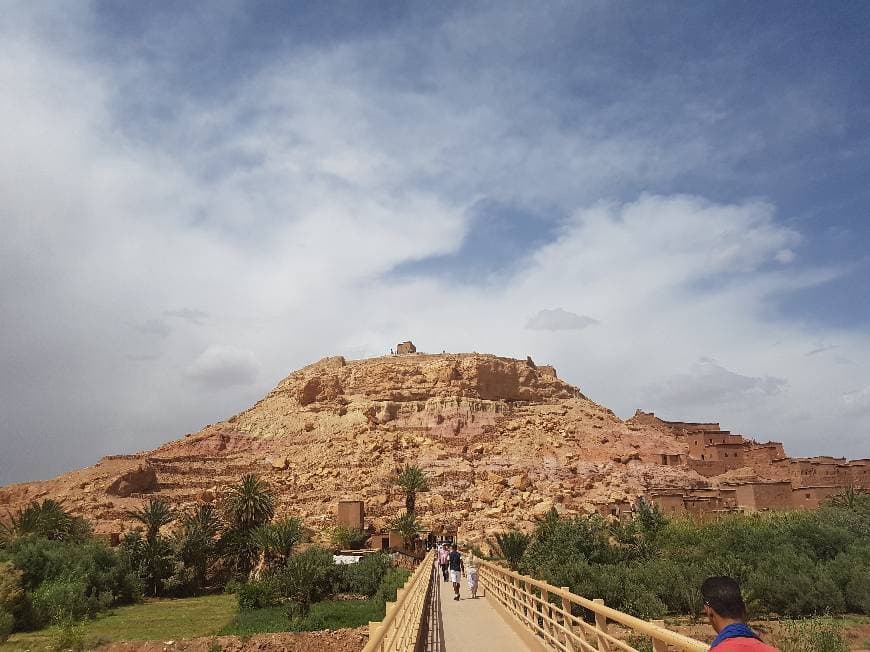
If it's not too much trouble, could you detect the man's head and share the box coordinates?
[701,576,746,632]
[451,544,458,551]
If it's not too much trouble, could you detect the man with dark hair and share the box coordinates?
[701,577,779,651]
[438,543,450,581]
[448,544,464,601]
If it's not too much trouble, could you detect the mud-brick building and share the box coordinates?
[688,431,745,460]
[628,411,722,440]
[727,481,794,512]
[847,460,870,489]
[742,442,786,465]
[336,500,365,530]
[396,341,417,354]
[640,452,686,466]
[770,456,849,488]
[792,485,842,510]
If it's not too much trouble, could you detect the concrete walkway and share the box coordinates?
[433,569,534,652]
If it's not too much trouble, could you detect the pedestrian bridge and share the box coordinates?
[363,550,709,652]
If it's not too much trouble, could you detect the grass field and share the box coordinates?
[0,594,386,650]
[0,594,237,651]
[220,598,385,636]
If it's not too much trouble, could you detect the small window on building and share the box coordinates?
[806,493,811,499]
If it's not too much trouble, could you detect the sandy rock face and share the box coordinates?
[0,352,705,545]
[106,464,158,497]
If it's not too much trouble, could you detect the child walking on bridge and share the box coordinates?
[466,552,479,598]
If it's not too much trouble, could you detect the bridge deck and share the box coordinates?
[434,571,534,652]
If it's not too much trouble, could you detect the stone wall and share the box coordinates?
[792,486,841,510]
[731,481,793,511]
[688,459,728,477]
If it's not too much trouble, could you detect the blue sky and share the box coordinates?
[1,1,868,484]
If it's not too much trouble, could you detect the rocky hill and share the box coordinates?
[0,352,714,544]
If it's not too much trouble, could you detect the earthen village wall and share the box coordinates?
[632,410,867,516]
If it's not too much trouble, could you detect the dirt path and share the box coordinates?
[98,628,367,652]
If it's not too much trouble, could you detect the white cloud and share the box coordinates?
[643,359,787,408]
[164,309,209,326]
[134,319,172,339]
[185,347,260,389]
[526,308,598,331]
[0,4,868,485]
[775,249,797,264]
[841,387,870,417]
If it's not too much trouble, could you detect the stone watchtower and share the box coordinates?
[396,340,417,354]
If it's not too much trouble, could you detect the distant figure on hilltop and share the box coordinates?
[702,577,780,651]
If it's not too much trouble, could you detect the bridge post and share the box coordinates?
[368,621,381,651]
[651,620,668,652]
[561,587,579,652]
[593,598,610,651]
[542,588,552,645]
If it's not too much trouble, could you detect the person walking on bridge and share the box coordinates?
[448,544,464,601]
[438,544,450,581]
[702,577,779,651]
[466,551,479,599]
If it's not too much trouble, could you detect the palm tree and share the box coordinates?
[122,530,175,596]
[220,475,276,578]
[492,530,531,570]
[396,465,429,514]
[174,504,221,591]
[224,475,275,530]
[126,498,174,541]
[1,499,90,546]
[391,512,421,550]
[251,517,304,569]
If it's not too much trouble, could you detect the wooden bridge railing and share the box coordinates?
[476,558,708,652]
[362,549,436,652]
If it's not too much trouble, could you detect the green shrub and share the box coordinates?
[522,511,615,576]
[375,569,410,604]
[515,500,870,619]
[340,553,392,596]
[50,619,89,652]
[4,535,140,603]
[237,579,280,610]
[331,526,369,551]
[774,618,848,652]
[0,561,30,631]
[0,536,139,630]
[745,546,844,617]
[492,531,531,570]
[826,546,870,613]
[275,547,337,617]
[0,608,13,644]
[30,577,113,627]
[625,634,653,652]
